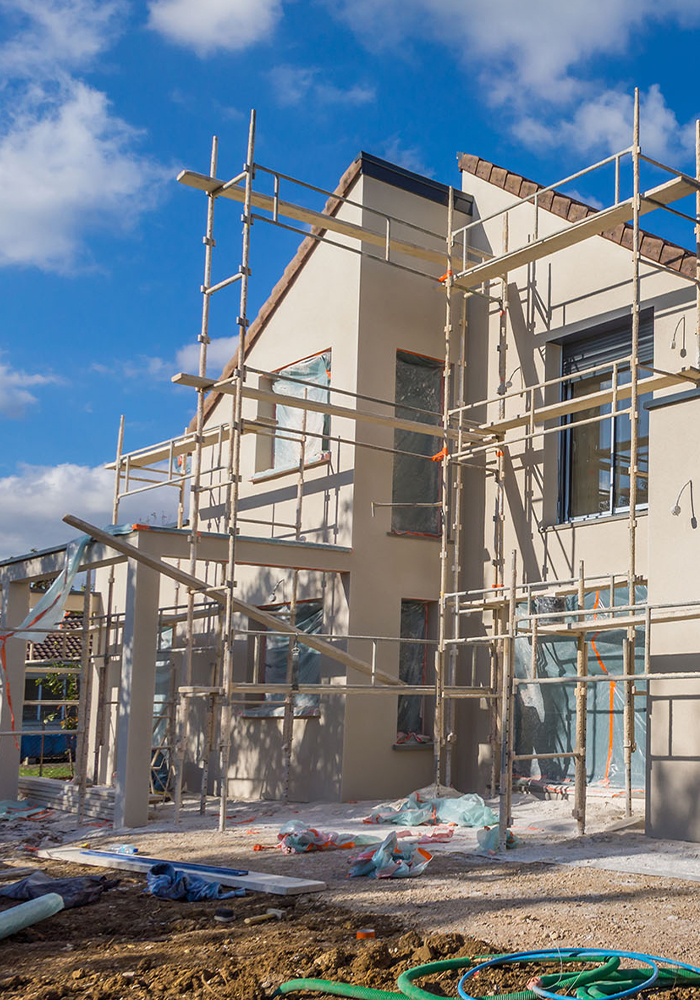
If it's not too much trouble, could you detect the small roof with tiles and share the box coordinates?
[457,152,697,279]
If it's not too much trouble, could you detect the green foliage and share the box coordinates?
[42,666,79,730]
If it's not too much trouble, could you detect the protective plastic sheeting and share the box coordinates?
[364,789,497,827]
[397,600,429,737]
[348,831,432,879]
[391,351,442,536]
[514,585,647,788]
[243,600,323,718]
[272,352,331,471]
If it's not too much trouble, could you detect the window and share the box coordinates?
[391,350,442,536]
[397,599,431,739]
[560,311,653,521]
[270,351,331,472]
[244,599,323,718]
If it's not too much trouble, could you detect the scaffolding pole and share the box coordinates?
[625,89,641,819]
[219,110,255,831]
[435,188,454,790]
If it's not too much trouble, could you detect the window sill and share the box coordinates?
[251,454,331,485]
[240,709,321,720]
[392,741,434,751]
[387,531,441,541]
[542,507,649,532]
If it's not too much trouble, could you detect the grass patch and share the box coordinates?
[19,764,73,779]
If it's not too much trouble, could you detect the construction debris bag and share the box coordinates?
[277,820,380,854]
[348,832,432,879]
[0,871,119,909]
[145,862,244,902]
[364,790,496,827]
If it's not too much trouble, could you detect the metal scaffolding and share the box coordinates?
[6,90,700,838]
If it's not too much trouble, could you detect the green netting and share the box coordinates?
[514,584,647,788]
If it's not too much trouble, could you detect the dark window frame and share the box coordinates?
[391,349,444,538]
[558,310,653,523]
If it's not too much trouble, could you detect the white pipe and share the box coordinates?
[0,893,64,940]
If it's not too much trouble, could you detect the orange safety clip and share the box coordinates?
[431,446,448,462]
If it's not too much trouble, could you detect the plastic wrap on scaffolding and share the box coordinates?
[397,599,429,737]
[272,351,331,471]
[513,584,647,789]
[243,600,323,718]
[391,351,442,536]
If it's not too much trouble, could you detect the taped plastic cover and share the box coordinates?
[243,600,323,718]
[272,352,331,471]
[391,351,442,535]
[514,584,647,788]
[397,600,428,737]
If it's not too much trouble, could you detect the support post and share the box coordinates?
[113,554,160,829]
[0,579,30,800]
[75,573,93,823]
[574,560,588,835]
[625,87,641,818]
[435,187,454,790]
[219,109,256,831]
[498,550,517,849]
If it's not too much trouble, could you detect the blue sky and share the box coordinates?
[1,0,700,557]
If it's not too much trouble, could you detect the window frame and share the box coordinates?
[390,348,445,539]
[558,312,653,523]
[269,348,332,476]
[242,597,324,719]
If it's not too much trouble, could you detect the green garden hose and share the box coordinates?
[274,950,700,1000]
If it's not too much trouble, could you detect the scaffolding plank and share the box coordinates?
[174,373,486,443]
[178,170,446,269]
[455,174,698,288]
[479,368,700,435]
[37,848,326,895]
[527,609,700,636]
[62,515,403,689]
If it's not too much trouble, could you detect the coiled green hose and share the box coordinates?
[274,950,700,1000]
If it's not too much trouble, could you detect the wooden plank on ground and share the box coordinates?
[37,848,326,896]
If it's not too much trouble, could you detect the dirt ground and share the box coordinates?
[2,796,700,999]
[1,859,700,1000]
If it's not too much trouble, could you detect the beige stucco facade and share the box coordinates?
[3,150,700,838]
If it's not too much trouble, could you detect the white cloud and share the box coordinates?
[148,0,283,57]
[96,336,240,386]
[175,336,239,373]
[268,65,375,109]
[0,357,61,418]
[0,0,167,273]
[0,82,167,271]
[513,85,695,162]
[0,462,179,559]
[328,0,700,102]
[380,136,434,178]
[0,0,125,77]
[327,1,700,163]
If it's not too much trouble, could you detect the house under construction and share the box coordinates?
[2,91,700,846]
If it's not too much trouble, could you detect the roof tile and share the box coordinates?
[476,159,493,181]
[457,152,696,283]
